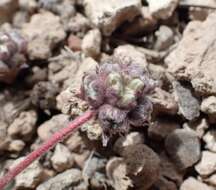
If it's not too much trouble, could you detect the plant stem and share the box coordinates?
[0,110,95,190]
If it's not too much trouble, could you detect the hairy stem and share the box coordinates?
[0,110,95,190]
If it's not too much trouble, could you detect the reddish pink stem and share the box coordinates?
[0,110,95,190]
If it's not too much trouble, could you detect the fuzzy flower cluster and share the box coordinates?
[0,31,27,83]
[81,58,157,145]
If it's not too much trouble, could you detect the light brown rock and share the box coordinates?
[203,130,216,152]
[48,48,81,89]
[65,131,84,152]
[82,29,101,58]
[150,87,178,115]
[51,144,74,172]
[67,13,91,37]
[189,7,213,21]
[0,93,30,124]
[57,88,89,116]
[147,0,179,19]
[201,96,216,121]
[154,25,174,51]
[22,11,66,60]
[186,0,216,22]
[114,45,148,68]
[180,177,214,190]
[84,0,141,35]
[38,0,76,30]
[37,114,70,141]
[8,110,37,140]
[166,13,216,95]
[8,140,25,152]
[19,0,37,12]
[49,52,98,89]
[195,151,216,176]
[73,151,91,169]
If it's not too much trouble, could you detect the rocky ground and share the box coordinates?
[0,0,216,189]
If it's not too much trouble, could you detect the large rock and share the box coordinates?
[124,144,160,190]
[165,129,201,170]
[195,151,216,176]
[22,11,66,60]
[180,177,214,190]
[148,118,180,141]
[37,169,82,190]
[166,13,216,96]
[84,0,141,35]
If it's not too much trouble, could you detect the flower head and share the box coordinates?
[81,57,157,145]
